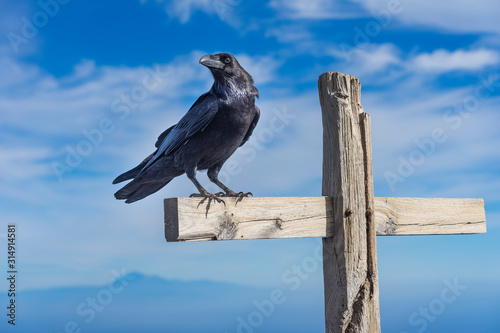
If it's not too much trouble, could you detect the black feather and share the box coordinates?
[112,154,153,184]
[113,53,260,203]
[155,125,175,148]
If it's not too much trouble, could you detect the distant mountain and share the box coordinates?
[0,273,324,333]
[2,274,498,332]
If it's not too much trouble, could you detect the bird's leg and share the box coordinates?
[186,167,224,205]
[207,167,252,199]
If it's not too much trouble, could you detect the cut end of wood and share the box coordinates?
[164,198,180,242]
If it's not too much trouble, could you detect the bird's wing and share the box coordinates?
[239,105,260,147]
[155,125,175,148]
[137,92,219,176]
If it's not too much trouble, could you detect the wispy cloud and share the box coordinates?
[235,53,283,84]
[269,0,367,19]
[363,73,500,201]
[162,0,214,23]
[0,146,53,181]
[0,52,206,138]
[358,0,500,33]
[331,43,499,78]
[330,43,402,75]
[140,0,243,25]
[412,49,499,73]
[265,24,312,43]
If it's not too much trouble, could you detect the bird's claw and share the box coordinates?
[190,192,226,207]
[235,192,252,204]
[216,191,252,197]
[215,191,252,204]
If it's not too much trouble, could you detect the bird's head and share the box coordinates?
[199,53,242,75]
[200,53,258,98]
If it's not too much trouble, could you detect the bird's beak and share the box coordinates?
[199,54,225,70]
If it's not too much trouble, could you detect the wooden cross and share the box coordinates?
[163,72,486,332]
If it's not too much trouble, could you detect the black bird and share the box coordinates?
[113,53,260,203]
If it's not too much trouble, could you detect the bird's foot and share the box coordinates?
[215,190,253,197]
[216,191,252,204]
[190,191,225,207]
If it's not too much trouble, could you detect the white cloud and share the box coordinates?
[0,52,209,138]
[269,0,367,19]
[0,146,53,181]
[235,53,283,84]
[0,56,44,89]
[330,43,402,76]
[140,0,241,24]
[331,43,499,79]
[163,0,214,23]
[412,49,499,73]
[357,0,500,33]
[265,25,312,43]
[361,74,500,201]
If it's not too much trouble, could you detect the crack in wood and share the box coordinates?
[345,278,370,332]
[396,221,484,227]
[335,91,349,100]
[366,216,376,298]
[236,213,334,225]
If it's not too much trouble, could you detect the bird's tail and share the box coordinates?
[112,164,144,184]
[114,178,173,204]
[112,154,153,184]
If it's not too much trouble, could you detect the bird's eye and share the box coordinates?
[224,57,231,64]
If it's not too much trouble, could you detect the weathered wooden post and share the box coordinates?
[319,72,380,332]
[163,72,486,333]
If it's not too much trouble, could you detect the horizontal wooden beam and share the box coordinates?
[374,197,486,235]
[164,197,486,242]
[164,197,334,242]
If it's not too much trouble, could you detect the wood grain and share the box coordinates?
[319,72,380,333]
[359,111,381,331]
[164,197,486,241]
[164,196,335,242]
[374,197,486,235]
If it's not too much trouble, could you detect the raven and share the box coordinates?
[113,53,260,203]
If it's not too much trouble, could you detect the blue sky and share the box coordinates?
[1,0,500,331]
